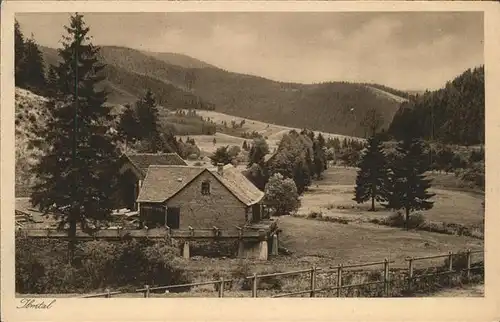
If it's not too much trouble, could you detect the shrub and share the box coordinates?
[79,241,118,290]
[15,236,192,294]
[231,260,253,290]
[307,211,323,219]
[384,211,425,229]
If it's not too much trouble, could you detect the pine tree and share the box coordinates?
[30,13,121,263]
[22,36,46,93]
[353,135,390,211]
[46,65,59,98]
[136,89,159,141]
[118,104,141,145]
[385,136,435,230]
[15,20,26,87]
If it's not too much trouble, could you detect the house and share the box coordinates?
[136,164,265,229]
[116,153,188,210]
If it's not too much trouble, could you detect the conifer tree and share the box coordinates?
[46,65,59,98]
[118,103,141,145]
[136,89,159,140]
[353,135,390,211]
[15,20,26,87]
[384,136,435,230]
[30,13,121,263]
[22,36,46,92]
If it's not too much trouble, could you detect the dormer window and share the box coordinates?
[201,180,211,195]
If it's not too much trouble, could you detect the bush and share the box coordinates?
[307,211,323,219]
[384,211,425,229]
[15,236,192,294]
[80,241,118,290]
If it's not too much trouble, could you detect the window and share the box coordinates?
[201,180,211,195]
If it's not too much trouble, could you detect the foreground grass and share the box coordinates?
[277,216,483,268]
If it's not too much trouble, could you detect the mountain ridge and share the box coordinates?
[39,44,411,137]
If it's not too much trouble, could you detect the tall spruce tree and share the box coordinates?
[15,20,26,87]
[136,89,159,140]
[353,135,389,211]
[118,103,141,149]
[30,13,121,263]
[46,65,59,98]
[384,136,435,230]
[22,36,46,92]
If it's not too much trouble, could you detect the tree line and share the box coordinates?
[118,90,201,159]
[389,66,484,146]
[209,129,329,216]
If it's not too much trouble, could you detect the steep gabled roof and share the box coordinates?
[136,166,205,203]
[137,164,264,206]
[208,164,264,206]
[122,153,188,178]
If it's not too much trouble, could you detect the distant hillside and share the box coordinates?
[389,66,484,145]
[40,46,215,111]
[40,45,408,137]
[142,50,215,69]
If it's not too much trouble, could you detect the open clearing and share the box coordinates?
[189,110,361,142]
[178,132,279,156]
[298,166,485,227]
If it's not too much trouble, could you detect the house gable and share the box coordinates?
[166,171,248,229]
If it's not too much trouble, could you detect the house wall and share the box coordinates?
[166,171,248,229]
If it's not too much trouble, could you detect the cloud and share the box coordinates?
[16,12,483,90]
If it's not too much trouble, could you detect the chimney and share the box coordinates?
[217,163,224,176]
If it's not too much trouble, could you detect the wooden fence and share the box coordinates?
[81,249,483,298]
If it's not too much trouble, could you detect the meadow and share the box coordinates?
[297,166,485,227]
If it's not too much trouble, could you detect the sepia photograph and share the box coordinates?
[10,9,487,300]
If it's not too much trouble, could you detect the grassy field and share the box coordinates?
[277,216,483,267]
[190,110,361,141]
[298,166,485,227]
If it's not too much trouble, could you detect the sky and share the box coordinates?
[16,12,484,91]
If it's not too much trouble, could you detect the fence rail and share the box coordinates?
[80,249,483,298]
[19,227,271,240]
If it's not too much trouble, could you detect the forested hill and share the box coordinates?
[388,66,485,146]
[35,44,410,137]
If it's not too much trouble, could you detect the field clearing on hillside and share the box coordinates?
[188,110,361,143]
[178,132,279,156]
[299,166,485,226]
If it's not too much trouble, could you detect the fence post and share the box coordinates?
[336,264,343,298]
[218,277,225,298]
[252,273,258,298]
[144,285,150,298]
[310,266,316,298]
[466,249,472,281]
[448,251,454,286]
[383,258,390,297]
[105,288,110,298]
[408,257,414,291]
